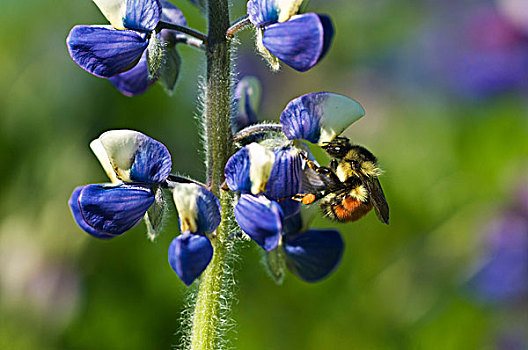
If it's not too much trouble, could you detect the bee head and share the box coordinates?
[321,137,352,158]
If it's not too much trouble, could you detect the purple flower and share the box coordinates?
[66,0,186,95]
[68,130,221,285]
[247,0,334,72]
[226,143,302,251]
[224,91,364,281]
[168,183,221,285]
[231,76,262,133]
[279,92,365,145]
[467,213,528,303]
[69,130,172,239]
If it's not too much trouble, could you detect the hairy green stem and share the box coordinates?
[188,0,233,349]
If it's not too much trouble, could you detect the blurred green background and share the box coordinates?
[1,0,527,349]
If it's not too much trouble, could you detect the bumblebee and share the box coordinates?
[294,137,389,224]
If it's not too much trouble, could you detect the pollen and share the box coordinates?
[302,193,316,205]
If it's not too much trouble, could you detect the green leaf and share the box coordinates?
[263,247,286,285]
[144,187,167,241]
[158,46,181,94]
[146,35,165,80]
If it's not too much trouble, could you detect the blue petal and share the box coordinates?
[108,52,155,96]
[232,76,261,132]
[124,0,161,32]
[225,143,275,195]
[159,0,187,42]
[280,92,365,144]
[225,146,252,192]
[75,183,154,237]
[129,134,171,183]
[195,188,221,234]
[247,0,279,27]
[262,13,334,72]
[96,130,172,183]
[234,194,283,251]
[283,229,344,282]
[266,147,302,200]
[168,233,213,286]
[67,25,148,78]
[69,186,115,239]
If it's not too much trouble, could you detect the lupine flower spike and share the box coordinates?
[247,0,334,71]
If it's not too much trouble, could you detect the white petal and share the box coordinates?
[93,0,127,29]
[90,139,120,183]
[318,94,365,144]
[277,0,304,22]
[172,183,200,233]
[247,143,275,195]
[98,129,142,182]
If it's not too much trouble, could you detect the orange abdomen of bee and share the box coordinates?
[331,196,373,222]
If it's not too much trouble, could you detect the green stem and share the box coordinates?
[188,0,233,349]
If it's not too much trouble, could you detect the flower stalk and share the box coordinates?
[188,0,234,348]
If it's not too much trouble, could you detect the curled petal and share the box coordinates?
[234,194,283,251]
[232,76,261,132]
[225,143,275,195]
[168,233,213,286]
[283,229,344,282]
[91,130,171,183]
[109,52,155,96]
[71,183,154,237]
[247,0,280,27]
[262,13,334,72]
[280,92,365,144]
[172,183,221,235]
[124,0,162,32]
[92,0,127,29]
[67,25,148,78]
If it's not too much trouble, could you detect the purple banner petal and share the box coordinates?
[247,0,279,27]
[280,92,365,144]
[225,146,252,192]
[96,130,172,184]
[124,0,162,32]
[266,147,302,200]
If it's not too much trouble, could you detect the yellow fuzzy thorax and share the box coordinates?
[349,185,368,202]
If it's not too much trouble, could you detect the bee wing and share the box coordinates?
[362,176,389,224]
[301,165,329,193]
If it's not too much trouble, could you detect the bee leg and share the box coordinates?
[290,192,326,205]
[329,159,338,171]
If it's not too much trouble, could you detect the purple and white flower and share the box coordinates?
[68,130,221,285]
[66,0,186,95]
[247,0,334,72]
